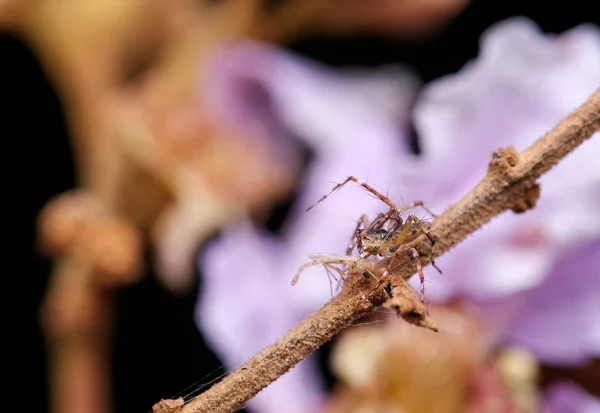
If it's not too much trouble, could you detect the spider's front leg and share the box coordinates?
[346,214,370,256]
[306,175,397,212]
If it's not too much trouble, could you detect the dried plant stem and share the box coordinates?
[179,88,600,413]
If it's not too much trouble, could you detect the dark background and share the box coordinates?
[3,1,598,412]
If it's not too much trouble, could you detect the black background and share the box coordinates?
[3,1,598,412]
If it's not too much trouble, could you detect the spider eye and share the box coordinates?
[372,246,380,253]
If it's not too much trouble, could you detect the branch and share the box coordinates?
[174,88,600,413]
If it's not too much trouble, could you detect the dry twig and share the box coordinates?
[172,88,600,413]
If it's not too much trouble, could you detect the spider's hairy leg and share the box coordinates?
[306,176,396,212]
[406,246,426,304]
[325,263,348,284]
[402,214,435,245]
[322,266,337,297]
[386,245,426,304]
[368,211,392,232]
[406,214,442,274]
[391,214,416,246]
[346,214,370,255]
[388,214,441,274]
[396,200,437,218]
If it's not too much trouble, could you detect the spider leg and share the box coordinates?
[306,176,397,212]
[323,265,337,297]
[405,246,426,305]
[325,263,349,292]
[390,215,415,246]
[383,216,404,240]
[405,214,435,244]
[366,211,394,235]
[386,245,425,304]
[323,263,346,288]
[343,215,373,274]
[346,214,370,255]
[381,219,427,304]
[397,201,437,218]
[329,264,349,284]
[406,214,442,274]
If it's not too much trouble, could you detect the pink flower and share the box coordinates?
[195,17,600,412]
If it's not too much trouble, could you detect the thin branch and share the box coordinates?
[175,88,600,413]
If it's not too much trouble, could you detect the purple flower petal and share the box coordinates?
[196,223,325,413]
[542,381,600,413]
[202,40,419,154]
[505,240,600,365]
[403,18,600,301]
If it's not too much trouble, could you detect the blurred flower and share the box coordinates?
[195,17,600,413]
[398,17,600,365]
[503,240,600,365]
[325,304,491,413]
[542,381,600,413]
[115,86,304,292]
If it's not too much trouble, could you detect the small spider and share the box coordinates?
[302,176,442,302]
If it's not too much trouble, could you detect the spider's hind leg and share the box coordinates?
[397,201,438,218]
[408,215,442,274]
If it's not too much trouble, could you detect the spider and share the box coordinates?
[301,176,442,302]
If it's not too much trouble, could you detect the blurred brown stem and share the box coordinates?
[178,88,600,413]
[41,256,115,413]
